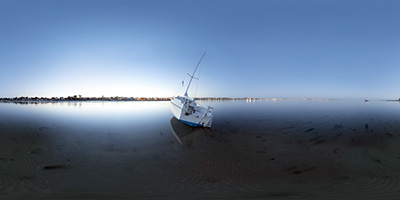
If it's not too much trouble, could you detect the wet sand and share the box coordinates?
[1,100,400,199]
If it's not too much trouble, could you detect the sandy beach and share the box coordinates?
[1,100,400,199]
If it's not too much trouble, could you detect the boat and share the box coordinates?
[170,52,213,128]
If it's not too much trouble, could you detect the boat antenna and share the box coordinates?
[184,52,206,97]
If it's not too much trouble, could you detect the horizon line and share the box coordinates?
[0,96,398,101]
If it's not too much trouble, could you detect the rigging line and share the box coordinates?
[173,73,188,97]
[173,83,182,97]
[184,52,206,97]
[194,59,203,98]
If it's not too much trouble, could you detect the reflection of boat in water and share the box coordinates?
[170,117,212,147]
[170,52,213,127]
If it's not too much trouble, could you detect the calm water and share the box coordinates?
[1,100,400,199]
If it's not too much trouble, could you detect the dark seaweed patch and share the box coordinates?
[304,128,314,133]
[28,148,41,154]
[333,124,343,130]
[282,126,295,130]
[333,148,340,154]
[373,158,382,164]
[385,132,393,137]
[292,171,303,175]
[286,167,297,171]
[0,157,14,162]
[337,176,350,180]
[289,167,315,175]
[309,136,322,142]
[38,126,51,131]
[331,133,343,140]
[43,165,66,170]
[315,140,324,145]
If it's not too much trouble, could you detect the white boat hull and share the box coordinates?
[170,96,212,127]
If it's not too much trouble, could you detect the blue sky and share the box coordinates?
[1,0,400,99]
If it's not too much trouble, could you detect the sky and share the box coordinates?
[1,0,400,99]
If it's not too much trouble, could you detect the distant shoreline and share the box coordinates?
[0,96,173,103]
[1,96,399,104]
[0,96,331,104]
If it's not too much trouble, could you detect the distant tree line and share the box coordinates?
[0,96,173,102]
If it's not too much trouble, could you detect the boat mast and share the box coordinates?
[184,52,206,97]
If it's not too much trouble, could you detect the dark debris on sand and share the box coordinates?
[43,165,68,170]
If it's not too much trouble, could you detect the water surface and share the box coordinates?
[1,100,400,199]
